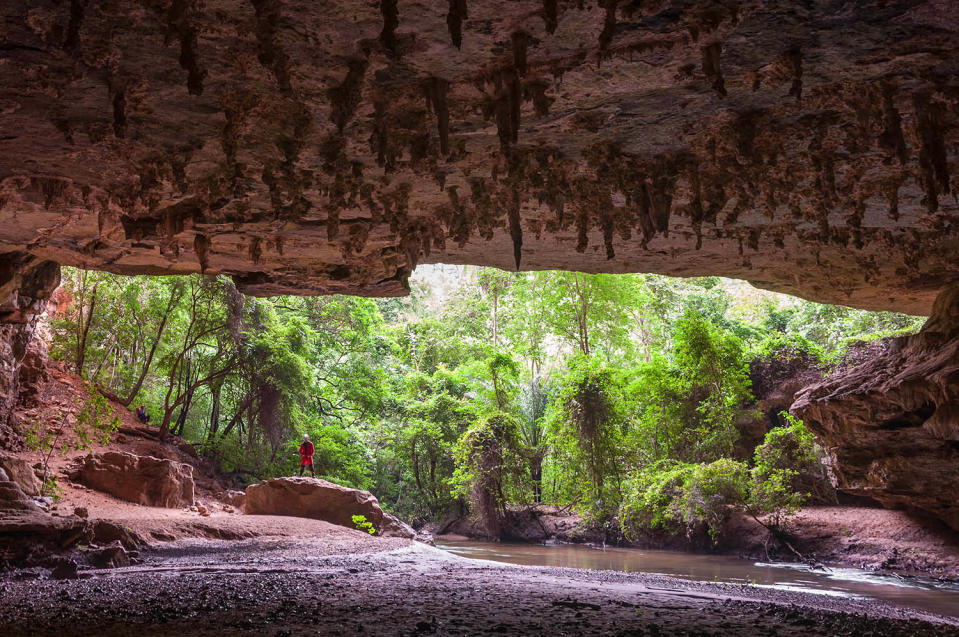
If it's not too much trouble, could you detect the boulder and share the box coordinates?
[222,490,246,509]
[89,541,131,569]
[245,477,384,531]
[71,451,195,509]
[793,283,959,530]
[380,512,416,539]
[0,471,39,512]
[49,560,79,580]
[0,453,42,496]
[380,514,436,545]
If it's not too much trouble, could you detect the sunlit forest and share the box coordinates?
[48,266,923,542]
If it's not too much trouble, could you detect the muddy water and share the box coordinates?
[436,539,959,618]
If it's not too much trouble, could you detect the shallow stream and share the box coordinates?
[436,539,959,618]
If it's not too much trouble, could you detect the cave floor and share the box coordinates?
[2,538,958,636]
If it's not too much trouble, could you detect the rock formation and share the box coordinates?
[0,254,59,435]
[0,467,41,513]
[0,1,956,314]
[71,451,196,508]
[0,453,42,497]
[245,476,385,531]
[793,282,959,530]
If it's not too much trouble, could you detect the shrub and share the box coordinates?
[620,458,749,542]
[452,413,524,539]
[749,413,835,519]
[352,515,376,535]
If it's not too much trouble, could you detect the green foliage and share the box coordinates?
[620,459,749,542]
[46,264,922,544]
[74,391,121,448]
[42,476,63,502]
[452,413,525,538]
[352,514,376,535]
[545,356,624,518]
[749,414,835,518]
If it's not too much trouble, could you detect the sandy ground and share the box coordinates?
[1,539,958,636]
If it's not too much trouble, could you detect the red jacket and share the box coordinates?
[299,441,315,459]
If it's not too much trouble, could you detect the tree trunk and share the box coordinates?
[121,287,180,406]
[76,283,99,376]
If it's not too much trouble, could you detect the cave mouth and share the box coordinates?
[3,264,959,634]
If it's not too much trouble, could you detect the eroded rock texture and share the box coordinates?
[0,253,59,437]
[793,283,959,530]
[71,451,197,508]
[245,476,385,531]
[1,1,957,312]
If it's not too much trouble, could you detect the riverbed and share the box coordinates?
[436,538,959,619]
[2,537,958,636]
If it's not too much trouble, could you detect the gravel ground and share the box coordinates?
[2,538,958,636]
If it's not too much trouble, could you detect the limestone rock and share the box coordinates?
[89,541,131,569]
[0,253,59,436]
[0,454,42,496]
[0,471,39,512]
[49,560,79,580]
[245,477,384,531]
[71,451,195,509]
[0,3,957,314]
[380,512,416,539]
[221,490,246,509]
[793,283,959,530]
[379,512,433,544]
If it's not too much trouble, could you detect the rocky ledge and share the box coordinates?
[794,283,959,531]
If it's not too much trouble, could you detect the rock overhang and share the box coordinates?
[0,0,957,313]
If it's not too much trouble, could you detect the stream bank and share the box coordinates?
[2,539,957,636]
[431,504,959,579]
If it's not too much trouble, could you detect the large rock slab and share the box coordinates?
[71,451,195,509]
[793,283,959,530]
[1,3,958,314]
[0,454,41,497]
[245,477,384,532]
[0,469,39,513]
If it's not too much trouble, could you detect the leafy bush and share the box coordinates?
[452,413,525,539]
[749,414,835,518]
[620,416,830,544]
[620,459,749,542]
[544,356,625,519]
[352,515,376,535]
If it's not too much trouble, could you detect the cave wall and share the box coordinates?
[793,283,959,530]
[0,0,957,313]
[0,253,60,443]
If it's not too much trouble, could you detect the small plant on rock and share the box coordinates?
[352,515,375,535]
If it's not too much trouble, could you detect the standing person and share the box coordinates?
[135,405,150,424]
[298,434,315,478]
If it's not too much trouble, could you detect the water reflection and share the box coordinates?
[436,539,959,618]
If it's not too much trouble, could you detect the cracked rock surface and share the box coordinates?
[793,282,959,530]
[0,0,957,312]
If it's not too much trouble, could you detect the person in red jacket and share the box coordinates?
[298,434,315,477]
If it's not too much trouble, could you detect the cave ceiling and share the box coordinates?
[1,0,958,314]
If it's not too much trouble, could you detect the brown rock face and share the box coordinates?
[1,1,957,313]
[72,451,196,508]
[244,477,385,531]
[0,454,42,497]
[0,253,59,434]
[0,469,40,513]
[793,283,959,530]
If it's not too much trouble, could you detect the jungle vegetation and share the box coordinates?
[48,266,923,542]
